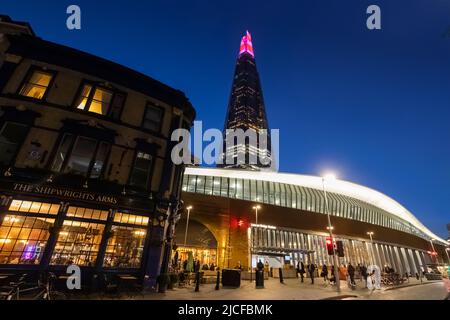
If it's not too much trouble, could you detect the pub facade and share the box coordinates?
[0,16,196,286]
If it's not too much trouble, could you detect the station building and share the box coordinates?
[178,167,450,275]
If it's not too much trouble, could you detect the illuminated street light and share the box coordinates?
[183,206,193,248]
[323,173,337,181]
[250,205,261,282]
[322,172,340,293]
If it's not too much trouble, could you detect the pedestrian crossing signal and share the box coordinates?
[326,237,334,255]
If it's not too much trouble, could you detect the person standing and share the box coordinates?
[361,264,368,288]
[348,263,356,287]
[329,265,336,285]
[321,264,328,283]
[356,263,361,282]
[297,260,305,283]
[308,263,316,284]
[194,259,201,273]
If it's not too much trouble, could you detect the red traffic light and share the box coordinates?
[326,236,334,255]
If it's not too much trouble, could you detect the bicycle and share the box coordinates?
[0,274,27,300]
[20,272,67,300]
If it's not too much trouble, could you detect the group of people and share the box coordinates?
[180,259,217,273]
[297,261,375,288]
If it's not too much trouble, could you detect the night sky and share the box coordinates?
[2,0,450,238]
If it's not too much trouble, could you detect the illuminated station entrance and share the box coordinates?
[173,219,218,270]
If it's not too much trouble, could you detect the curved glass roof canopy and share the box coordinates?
[183,167,447,245]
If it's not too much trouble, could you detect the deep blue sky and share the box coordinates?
[2,0,450,238]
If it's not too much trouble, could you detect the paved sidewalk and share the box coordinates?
[110,277,441,300]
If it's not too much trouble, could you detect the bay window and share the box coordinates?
[51,134,110,178]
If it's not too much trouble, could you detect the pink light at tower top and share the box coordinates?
[239,31,254,57]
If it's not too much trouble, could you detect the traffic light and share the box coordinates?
[336,240,345,257]
[326,237,334,255]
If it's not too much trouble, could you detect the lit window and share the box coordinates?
[0,215,55,265]
[142,104,163,132]
[9,200,60,215]
[89,88,113,115]
[0,122,29,166]
[114,212,149,226]
[75,84,125,118]
[19,70,53,100]
[129,152,153,189]
[66,206,108,221]
[103,226,146,268]
[50,220,105,266]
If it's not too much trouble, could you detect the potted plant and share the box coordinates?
[157,273,170,293]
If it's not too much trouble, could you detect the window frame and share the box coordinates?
[17,66,56,101]
[127,150,155,190]
[0,121,30,166]
[50,133,111,179]
[141,102,165,134]
[72,81,127,119]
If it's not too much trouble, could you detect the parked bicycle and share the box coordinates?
[32,272,67,300]
[2,272,67,300]
[0,274,27,300]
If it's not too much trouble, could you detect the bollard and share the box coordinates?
[279,268,284,284]
[215,271,220,290]
[195,271,200,292]
[255,269,264,289]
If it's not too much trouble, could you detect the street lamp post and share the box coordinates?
[367,232,376,266]
[253,205,261,225]
[322,174,340,293]
[183,206,193,248]
[250,205,261,282]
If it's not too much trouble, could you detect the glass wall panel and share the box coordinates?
[213,177,221,196]
[204,176,213,195]
[235,179,243,199]
[196,176,205,194]
[221,177,229,197]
